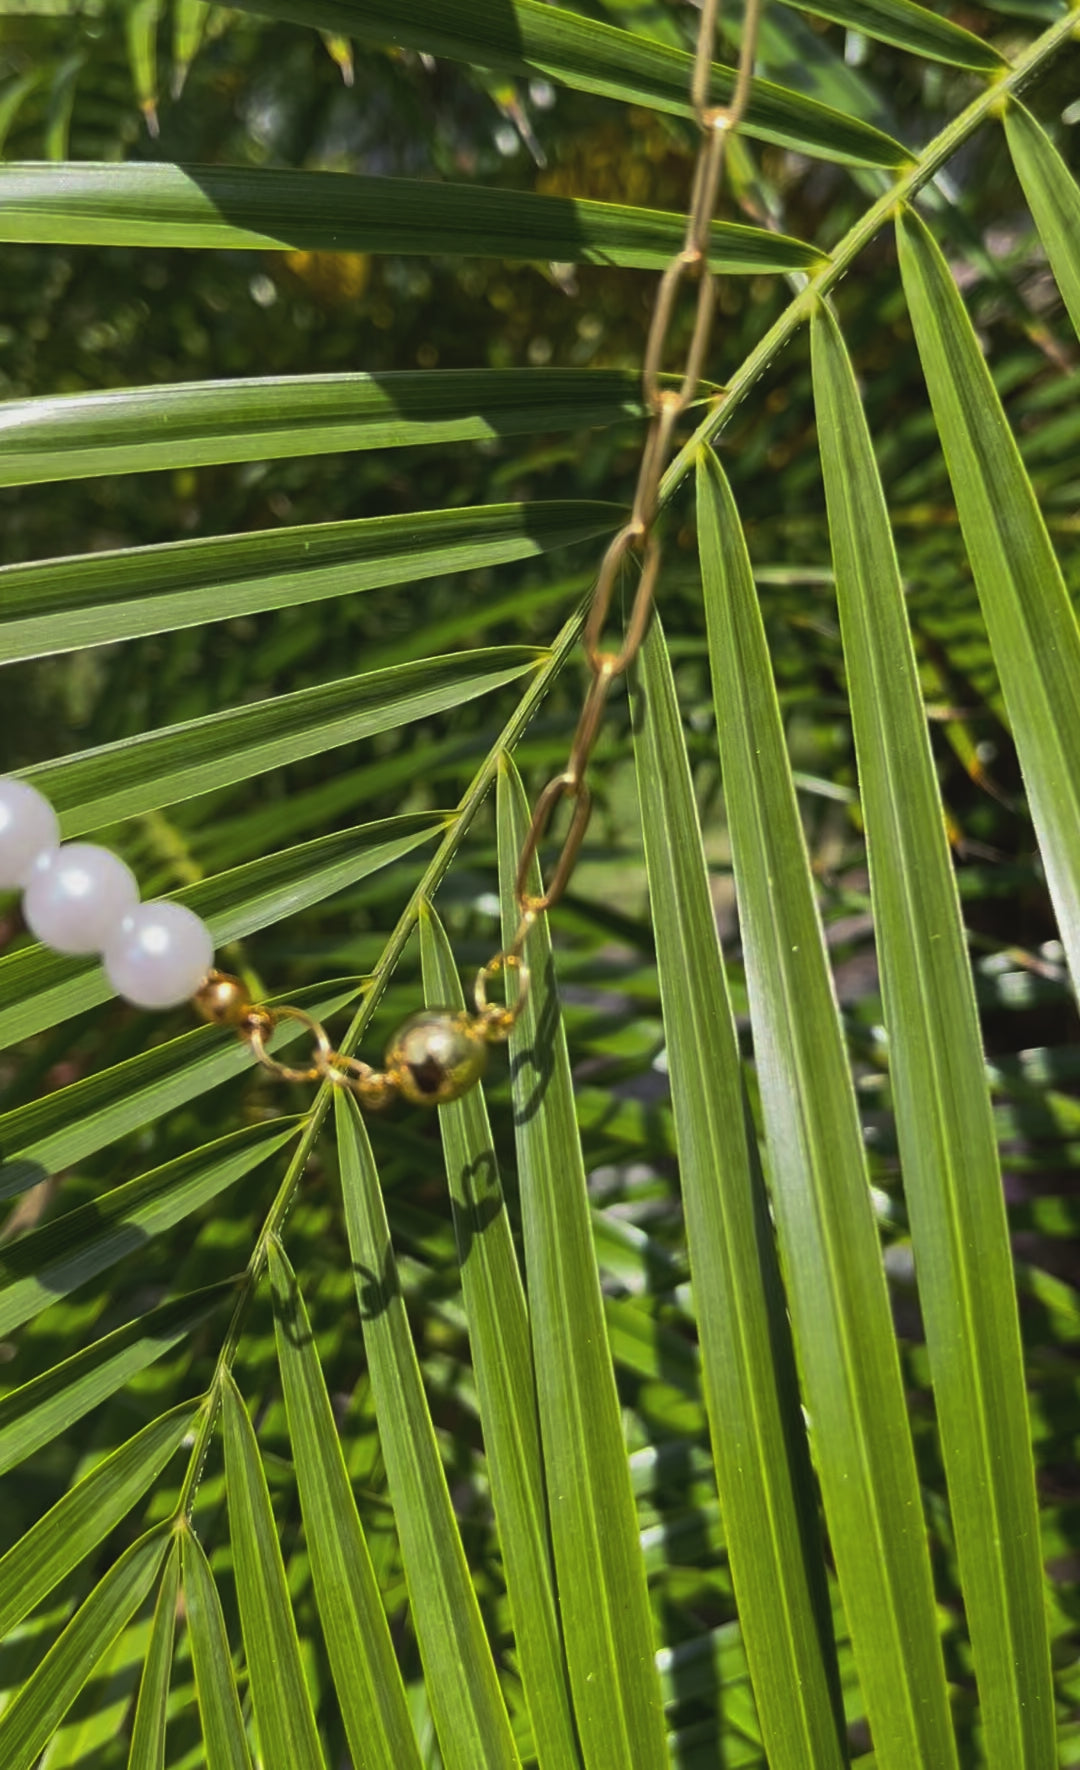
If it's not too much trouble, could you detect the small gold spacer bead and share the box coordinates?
[192,969,254,1027]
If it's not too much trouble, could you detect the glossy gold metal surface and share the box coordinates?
[384,1009,488,1106]
[191,969,252,1026]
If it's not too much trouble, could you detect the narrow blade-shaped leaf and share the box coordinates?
[0,985,353,1179]
[221,1371,325,1770]
[127,1539,180,1770]
[496,756,666,1770]
[0,1527,169,1770]
[1003,102,1080,343]
[267,1237,424,1770]
[0,1401,196,1638]
[631,615,846,1770]
[0,1121,297,1333]
[335,1088,520,1770]
[697,446,957,1770]
[224,0,906,165]
[0,500,613,659]
[897,204,1080,996]
[0,162,821,271]
[778,0,1002,69]
[0,1284,232,1478]
[125,0,161,127]
[419,902,581,1770]
[812,297,1054,1767]
[181,1525,254,1770]
[24,659,530,826]
[147,822,446,950]
[0,368,641,486]
[172,0,209,93]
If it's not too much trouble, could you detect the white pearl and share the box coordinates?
[0,778,60,890]
[23,843,139,955]
[103,901,214,1009]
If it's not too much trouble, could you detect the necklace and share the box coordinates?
[0,0,759,1110]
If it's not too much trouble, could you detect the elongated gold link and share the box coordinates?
[474,0,761,1005]
[690,0,723,115]
[237,998,396,1106]
[515,772,593,915]
[196,0,764,1104]
[584,531,662,679]
[472,0,763,996]
[567,658,617,772]
[208,0,757,1083]
[243,1004,335,1085]
[197,0,765,1102]
[629,397,681,532]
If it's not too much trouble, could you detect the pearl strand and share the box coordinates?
[0,777,523,1106]
[0,776,214,1009]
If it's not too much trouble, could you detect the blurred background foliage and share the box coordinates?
[2,0,1080,1764]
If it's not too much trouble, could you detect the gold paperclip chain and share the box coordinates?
[194,0,764,1108]
[484,0,765,995]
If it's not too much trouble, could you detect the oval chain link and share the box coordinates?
[208,0,765,1098]
[242,1004,335,1085]
[243,1002,396,1107]
[481,0,764,1006]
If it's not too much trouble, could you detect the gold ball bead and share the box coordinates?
[384,1010,488,1107]
[191,970,253,1027]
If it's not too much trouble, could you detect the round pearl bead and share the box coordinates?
[0,778,60,890]
[23,843,139,955]
[103,901,214,1009]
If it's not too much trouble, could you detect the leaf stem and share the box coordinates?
[174,611,584,1518]
[170,3,1079,1523]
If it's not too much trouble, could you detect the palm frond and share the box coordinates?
[2,0,1080,1763]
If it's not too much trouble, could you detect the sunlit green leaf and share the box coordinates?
[0,1528,169,1770]
[268,1237,424,1770]
[897,204,1080,997]
[780,0,1003,69]
[0,369,642,486]
[631,615,846,1770]
[0,1402,195,1638]
[0,985,353,1176]
[697,445,958,1770]
[222,1371,325,1770]
[125,0,162,130]
[497,756,667,1770]
[0,161,822,271]
[0,503,615,660]
[335,1087,521,1770]
[23,658,530,825]
[0,1121,297,1332]
[171,0,209,94]
[419,903,581,1770]
[1003,101,1080,343]
[127,1540,180,1770]
[181,1525,254,1770]
[225,0,906,164]
[0,1285,232,1478]
[812,296,1054,1767]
